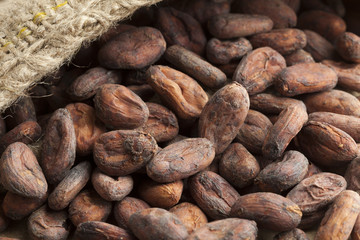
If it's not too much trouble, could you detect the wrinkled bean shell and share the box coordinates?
[91,168,133,202]
[233,47,286,95]
[137,102,179,143]
[275,63,338,96]
[187,218,257,240]
[189,171,241,220]
[0,142,47,198]
[296,121,358,167]
[146,65,208,119]
[48,161,92,211]
[114,197,150,230]
[137,178,183,208]
[219,143,260,189]
[98,27,166,69]
[41,108,76,184]
[147,138,215,183]
[287,172,347,215]
[250,28,306,55]
[128,208,188,240]
[199,82,250,154]
[68,189,112,226]
[208,13,273,39]
[169,202,208,234]
[93,130,158,176]
[75,221,134,240]
[231,192,302,231]
[28,205,70,240]
[94,84,149,129]
[255,150,309,193]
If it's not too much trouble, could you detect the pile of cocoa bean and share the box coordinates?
[1,0,360,239]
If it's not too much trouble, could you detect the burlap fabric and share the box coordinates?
[0,0,162,113]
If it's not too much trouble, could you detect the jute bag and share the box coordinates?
[0,0,162,113]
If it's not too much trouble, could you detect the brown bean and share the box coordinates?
[322,60,360,92]
[93,130,158,176]
[275,63,338,96]
[155,7,206,55]
[249,28,306,55]
[298,10,346,42]
[233,47,286,95]
[0,142,47,198]
[239,0,297,28]
[146,65,208,119]
[187,218,257,240]
[65,103,106,156]
[68,189,112,226]
[136,102,179,143]
[75,221,134,240]
[304,30,337,61]
[274,228,309,240]
[219,143,260,189]
[66,67,121,101]
[296,121,358,167]
[303,89,360,117]
[91,168,133,202]
[199,82,250,154]
[336,32,360,63]
[98,27,166,69]
[250,93,301,114]
[169,202,208,234]
[207,13,273,39]
[287,172,347,215]
[315,190,360,240]
[114,197,150,230]
[164,45,227,89]
[94,84,149,129]
[309,111,360,142]
[206,37,252,65]
[128,208,189,240]
[254,151,309,193]
[41,108,76,184]
[285,49,315,66]
[28,205,70,240]
[2,191,47,221]
[236,110,273,154]
[262,100,308,160]
[0,121,41,154]
[146,138,215,183]
[189,171,241,220]
[231,192,302,231]
[48,161,92,210]
[137,178,183,208]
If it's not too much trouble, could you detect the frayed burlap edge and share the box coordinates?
[0,0,162,113]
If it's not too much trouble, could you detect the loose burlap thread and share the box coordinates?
[0,0,162,113]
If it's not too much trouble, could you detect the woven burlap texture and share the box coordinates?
[0,0,162,113]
